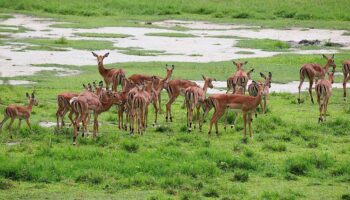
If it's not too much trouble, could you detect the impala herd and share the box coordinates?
[1,53,350,144]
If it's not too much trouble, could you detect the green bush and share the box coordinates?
[121,140,139,153]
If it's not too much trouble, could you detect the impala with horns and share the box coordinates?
[298,54,336,104]
[315,71,334,123]
[92,52,126,92]
[227,60,254,94]
[0,91,38,138]
[185,75,215,132]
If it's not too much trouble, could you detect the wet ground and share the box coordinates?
[0,14,349,91]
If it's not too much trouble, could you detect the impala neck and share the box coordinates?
[98,61,108,76]
[323,61,330,72]
[202,81,209,96]
[27,100,34,111]
[253,90,263,107]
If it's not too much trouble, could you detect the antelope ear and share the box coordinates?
[202,74,206,80]
[99,81,103,87]
[232,60,238,66]
[332,54,335,59]
[269,72,272,78]
[213,78,217,81]
[248,68,254,74]
[31,92,35,98]
[83,84,87,88]
[26,92,30,98]
[252,80,256,84]
[260,72,266,79]
[92,52,98,57]
[243,61,248,65]
[165,64,168,69]
[171,64,175,70]
[322,54,328,59]
[103,52,109,58]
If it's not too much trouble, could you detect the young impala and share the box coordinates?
[185,75,215,132]
[0,91,38,138]
[227,61,254,94]
[92,52,125,92]
[342,60,350,100]
[248,72,272,114]
[298,54,336,104]
[315,71,334,123]
[206,83,264,139]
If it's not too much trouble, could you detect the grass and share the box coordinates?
[145,32,198,37]
[0,54,350,198]
[74,32,132,38]
[236,51,255,54]
[0,25,31,33]
[14,37,116,51]
[118,49,166,56]
[236,39,291,51]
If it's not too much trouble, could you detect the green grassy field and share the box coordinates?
[1,1,350,199]
[0,54,350,199]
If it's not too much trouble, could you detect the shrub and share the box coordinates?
[0,179,13,190]
[155,125,173,133]
[75,171,104,185]
[285,156,312,176]
[54,37,68,44]
[203,187,220,198]
[274,10,296,18]
[232,171,249,182]
[263,143,287,152]
[121,140,139,153]
[232,12,250,19]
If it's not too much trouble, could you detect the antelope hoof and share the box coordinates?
[165,117,168,122]
[170,117,173,122]
[230,125,234,129]
[123,125,127,131]
[255,113,258,118]
[224,126,227,131]
[10,135,13,139]
[188,127,192,132]
[311,99,314,104]
[297,98,301,104]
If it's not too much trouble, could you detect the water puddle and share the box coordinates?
[193,80,344,94]
[39,121,56,128]
[0,14,349,77]
[0,80,35,85]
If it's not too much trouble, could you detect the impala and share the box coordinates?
[227,61,254,94]
[315,71,334,123]
[129,64,174,112]
[185,75,215,132]
[342,60,350,100]
[248,72,272,114]
[206,83,264,139]
[0,91,38,138]
[165,79,198,122]
[57,81,105,129]
[92,52,125,92]
[116,78,135,130]
[126,78,159,132]
[130,84,152,135]
[71,87,121,145]
[298,54,336,104]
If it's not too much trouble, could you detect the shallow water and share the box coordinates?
[193,80,344,94]
[0,14,349,78]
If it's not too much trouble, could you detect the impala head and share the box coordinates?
[232,60,248,71]
[165,64,175,81]
[328,71,335,84]
[247,68,254,79]
[123,78,135,92]
[202,75,216,89]
[92,52,109,65]
[323,54,336,71]
[260,72,272,88]
[26,91,38,106]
